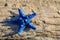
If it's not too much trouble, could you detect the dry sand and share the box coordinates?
[0,0,60,40]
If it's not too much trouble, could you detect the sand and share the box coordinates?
[0,0,60,40]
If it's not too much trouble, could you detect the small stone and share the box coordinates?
[4,3,8,7]
[57,10,60,14]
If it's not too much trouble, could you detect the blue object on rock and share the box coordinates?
[8,8,36,34]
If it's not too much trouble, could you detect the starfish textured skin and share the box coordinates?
[8,8,36,34]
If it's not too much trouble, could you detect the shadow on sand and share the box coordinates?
[0,10,30,37]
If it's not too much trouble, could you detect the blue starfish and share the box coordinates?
[8,8,36,34]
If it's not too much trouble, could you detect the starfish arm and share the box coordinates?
[8,19,17,24]
[18,8,25,17]
[17,24,25,34]
[26,23,36,30]
[27,12,36,20]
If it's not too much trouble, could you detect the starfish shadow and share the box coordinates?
[1,10,30,37]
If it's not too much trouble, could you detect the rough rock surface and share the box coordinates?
[0,0,60,40]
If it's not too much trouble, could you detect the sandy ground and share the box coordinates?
[0,0,60,40]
